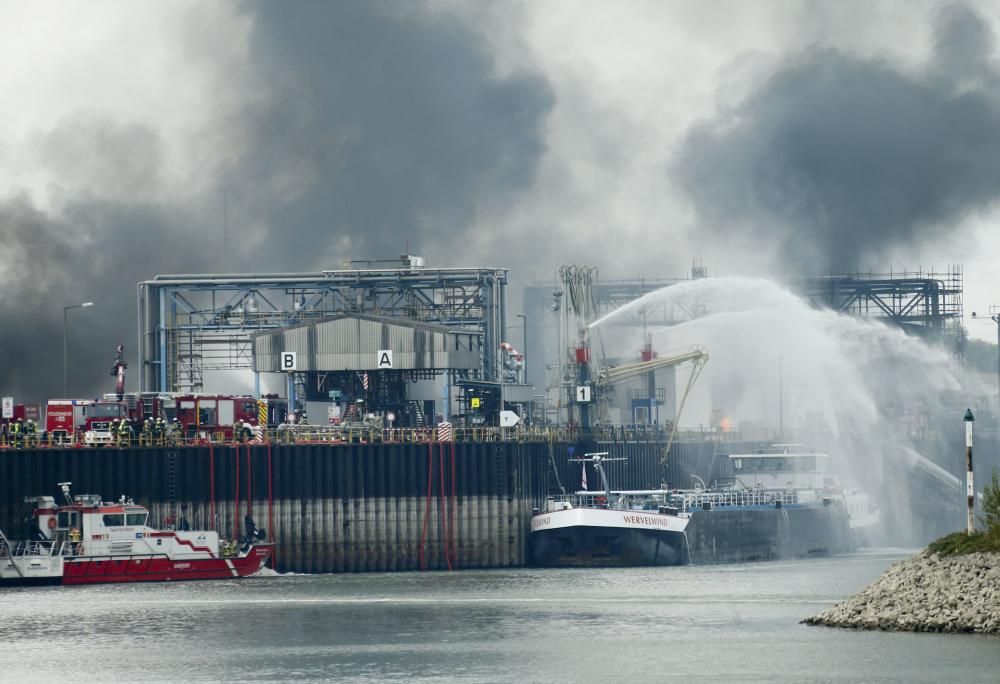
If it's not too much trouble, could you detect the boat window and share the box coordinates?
[57,511,77,528]
[126,513,147,526]
[102,514,125,527]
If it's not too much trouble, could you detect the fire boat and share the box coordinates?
[0,482,272,585]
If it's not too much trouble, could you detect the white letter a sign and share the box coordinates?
[377,350,393,369]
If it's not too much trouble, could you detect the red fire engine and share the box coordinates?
[171,394,288,440]
[1,403,41,424]
[45,399,128,444]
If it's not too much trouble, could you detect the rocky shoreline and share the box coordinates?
[804,551,1000,635]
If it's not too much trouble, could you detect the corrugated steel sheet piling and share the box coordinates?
[0,438,791,572]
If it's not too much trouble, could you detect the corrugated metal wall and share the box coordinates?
[253,316,479,372]
[0,439,766,573]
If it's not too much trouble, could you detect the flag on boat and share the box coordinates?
[581,462,588,490]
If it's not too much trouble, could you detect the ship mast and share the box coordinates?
[570,451,626,505]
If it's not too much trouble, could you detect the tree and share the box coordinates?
[983,467,1000,532]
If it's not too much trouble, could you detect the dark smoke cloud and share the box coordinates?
[672,2,1000,274]
[230,0,553,269]
[0,193,216,402]
[0,1,552,402]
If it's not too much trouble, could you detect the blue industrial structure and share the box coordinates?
[137,257,509,398]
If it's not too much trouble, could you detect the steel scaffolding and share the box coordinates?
[800,266,964,356]
[138,260,508,393]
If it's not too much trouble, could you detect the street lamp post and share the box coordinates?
[63,302,94,397]
[993,312,1000,420]
[971,308,1000,447]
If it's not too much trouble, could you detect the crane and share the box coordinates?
[593,344,709,471]
[110,345,127,401]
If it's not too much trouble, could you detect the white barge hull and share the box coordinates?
[529,508,690,567]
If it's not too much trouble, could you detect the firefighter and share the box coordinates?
[10,418,22,448]
[110,418,120,445]
[141,418,153,445]
[24,419,36,447]
[171,417,184,444]
[117,418,132,445]
[153,417,165,444]
[234,421,252,443]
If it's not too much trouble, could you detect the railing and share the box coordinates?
[543,486,824,514]
[3,538,70,557]
[670,488,803,511]
[0,424,782,449]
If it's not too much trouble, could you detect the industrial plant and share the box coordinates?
[0,256,988,574]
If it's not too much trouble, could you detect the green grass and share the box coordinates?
[927,528,1000,556]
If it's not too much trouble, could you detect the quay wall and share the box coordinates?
[0,441,679,573]
[0,438,785,573]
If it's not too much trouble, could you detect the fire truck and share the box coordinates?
[171,394,288,440]
[1,403,41,425]
[43,393,172,444]
[101,392,172,423]
[41,393,287,445]
[45,399,128,445]
[1,403,41,438]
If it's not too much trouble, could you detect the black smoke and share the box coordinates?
[230,0,552,268]
[0,1,552,402]
[0,192,217,402]
[673,2,1000,274]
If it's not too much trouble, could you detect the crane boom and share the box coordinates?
[590,344,709,474]
[596,346,708,387]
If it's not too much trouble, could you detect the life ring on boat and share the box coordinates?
[47,518,57,530]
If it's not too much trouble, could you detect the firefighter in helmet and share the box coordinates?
[117,418,132,445]
[153,417,165,443]
[10,418,22,448]
[171,417,184,444]
[24,418,36,447]
[141,417,153,445]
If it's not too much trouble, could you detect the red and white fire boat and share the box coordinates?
[1,482,272,585]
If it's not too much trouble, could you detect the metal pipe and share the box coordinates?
[516,313,527,382]
[149,267,508,284]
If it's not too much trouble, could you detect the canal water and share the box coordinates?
[1,549,997,682]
